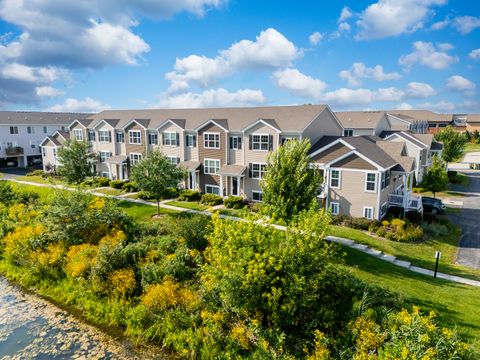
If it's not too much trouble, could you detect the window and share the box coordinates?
[30,141,36,149]
[439,124,447,128]
[186,134,196,147]
[9,126,18,135]
[250,163,266,179]
[251,134,270,151]
[149,133,158,145]
[380,203,388,218]
[381,170,391,189]
[428,123,437,128]
[53,148,57,158]
[27,126,35,134]
[167,156,179,165]
[365,172,377,192]
[281,136,297,145]
[252,190,263,202]
[205,184,220,195]
[343,129,353,137]
[204,159,220,174]
[116,132,124,143]
[98,130,112,142]
[129,130,141,144]
[330,202,340,215]
[43,126,48,134]
[204,132,220,149]
[363,207,374,220]
[330,170,340,188]
[130,153,142,165]
[73,129,83,141]
[42,147,46,157]
[101,171,110,178]
[100,151,112,163]
[88,130,96,142]
[163,132,177,146]
[229,136,242,150]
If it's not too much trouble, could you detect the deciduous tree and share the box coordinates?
[422,155,448,198]
[435,126,466,164]
[57,139,96,184]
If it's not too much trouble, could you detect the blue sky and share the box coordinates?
[0,0,478,113]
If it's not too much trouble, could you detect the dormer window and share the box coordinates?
[129,130,141,144]
[163,132,178,146]
[73,129,83,141]
[204,132,220,149]
[343,129,353,137]
[250,134,271,151]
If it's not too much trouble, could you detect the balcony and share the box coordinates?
[388,193,423,212]
[5,146,24,156]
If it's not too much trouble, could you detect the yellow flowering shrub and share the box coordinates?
[88,197,106,211]
[305,330,331,360]
[352,316,385,360]
[64,243,99,278]
[2,224,44,264]
[109,268,137,298]
[230,323,251,350]
[99,229,126,249]
[141,277,199,312]
[7,203,38,224]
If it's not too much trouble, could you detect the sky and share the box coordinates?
[0,0,478,113]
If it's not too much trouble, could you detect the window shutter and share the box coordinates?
[193,135,197,147]
[229,136,232,149]
[248,163,252,178]
[108,131,112,142]
[249,135,252,150]
[177,157,180,164]
[176,133,180,146]
[269,135,273,151]
[162,133,165,145]
[238,137,242,150]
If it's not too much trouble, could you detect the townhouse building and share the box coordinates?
[0,111,89,167]
[334,111,393,137]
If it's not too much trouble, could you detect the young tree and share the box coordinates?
[260,139,322,223]
[130,150,186,216]
[422,155,448,198]
[57,140,96,184]
[435,126,466,165]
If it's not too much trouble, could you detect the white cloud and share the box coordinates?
[374,87,405,101]
[46,97,111,112]
[395,102,413,110]
[431,18,450,30]
[355,0,447,40]
[338,22,351,32]
[309,32,324,46]
[35,86,65,98]
[338,6,353,23]
[339,62,401,86]
[446,75,476,93]
[470,49,480,60]
[399,41,458,70]
[322,88,374,105]
[272,68,327,98]
[418,100,455,112]
[156,88,266,108]
[166,28,301,90]
[452,16,480,34]
[405,82,436,98]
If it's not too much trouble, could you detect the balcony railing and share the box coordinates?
[388,193,422,212]
[5,146,24,156]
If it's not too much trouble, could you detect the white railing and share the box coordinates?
[388,193,422,212]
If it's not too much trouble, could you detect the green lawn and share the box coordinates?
[341,246,480,355]
[218,207,251,219]
[414,189,466,198]
[16,175,62,185]
[117,200,179,221]
[463,142,480,154]
[165,200,208,211]
[95,188,124,196]
[329,224,480,281]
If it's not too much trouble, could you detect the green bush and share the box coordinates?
[200,193,223,206]
[81,178,95,187]
[163,187,179,199]
[331,214,349,225]
[109,180,126,189]
[137,191,154,200]
[122,181,138,192]
[26,169,44,177]
[249,202,263,213]
[422,222,449,238]
[95,177,110,187]
[412,187,424,193]
[178,189,201,201]
[223,196,244,209]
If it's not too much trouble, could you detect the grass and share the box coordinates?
[340,246,480,356]
[95,188,124,196]
[165,200,208,211]
[450,173,470,187]
[117,200,178,221]
[16,175,61,185]
[463,142,480,154]
[328,223,480,281]
[414,189,466,198]
[218,207,251,219]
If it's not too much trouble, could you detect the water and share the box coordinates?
[0,277,135,359]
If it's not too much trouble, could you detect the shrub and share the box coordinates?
[95,177,110,187]
[0,181,15,205]
[397,224,423,242]
[14,190,40,205]
[178,189,201,201]
[200,193,223,206]
[412,187,424,193]
[109,180,125,189]
[422,222,449,238]
[348,217,376,231]
[65,243,99,278]
[122,181,138,192]
[331,214,349,225]
[224,196,244,209]
[109,268,137,298]
[163,187,179,199]
[141,277,199,312]
[81,178,95,187]
[26,169,44,176]
[138,190,154,200]
[248,202,263,213]
[169,214,211,250]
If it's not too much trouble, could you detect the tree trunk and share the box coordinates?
[157,200,160,216]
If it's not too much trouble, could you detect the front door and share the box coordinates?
[189,172,195,190]
[232,177,239,196]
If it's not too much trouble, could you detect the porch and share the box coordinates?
[218,164,247,197]
[106,155,128,180]
[388,192,423,212]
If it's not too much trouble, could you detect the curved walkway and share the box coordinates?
[8,178,480,288]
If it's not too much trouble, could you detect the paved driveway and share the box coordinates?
[0,167,29,180]
[450,171,480,269]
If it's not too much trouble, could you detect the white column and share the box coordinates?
[220,175,224,197]
[237,176,240,196]
[107,162,112,180]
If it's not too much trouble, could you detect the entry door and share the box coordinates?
[232,177,239,196]
[189,172,194,190]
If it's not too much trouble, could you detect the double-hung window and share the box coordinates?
[204,159,220,174]
[129,130,141,144]
[116,132,124,143]
[100,151,111,163]
[204,132,220,149]
[330,170,340,188]
[73,129,83,141]
[252,191,263,202]
[250,163,266,179]
[27,126,35,134]
[330,202,340,215]
[186,134,196,147]
[343,129,353,137]
[43,126,48,134]
[365,172,377,192]
[229,136,242,150]
[381,170,391,189]
[364,207,374,219]
[149,133,158,145]
[98,130,111,142]
[130,153,142,165]
[205,184,220,195]
[251,134,269,151]
[163,132,177,146]
[88,130,96,142]
[167,156,179,165]
[9,126,18,135]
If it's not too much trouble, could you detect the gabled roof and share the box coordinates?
[194,118,229,132]
[0,111,91,125]
[308,136,341,155]
[156,119,186,130]
[335,111,386,129]
[386,110,452,123]
[40,136,59,147]
[122,119,150,130]
[69,118,93,129]
[406,132,434,148]
[341,136,398,169]
[94,119,120,129]
[241,118,281,133]
[385,131,426,149]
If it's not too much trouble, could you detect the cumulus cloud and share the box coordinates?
[339,62,401,86]
[395,102,413,110]
[36,86,65,98]
[355,0,447,40]
[272,68,327,98]
[470,49,480,60]
[446,75,476,93]
[156,88,266,108]
[339,7,353,23]
[418,100,455,112]
[166,28,301,92]
[405,82,436,98]
[452,16,480,34]
[399,41,458,70]
[46,97,111,112]
[431,18,450,30]
[309,32,324,46]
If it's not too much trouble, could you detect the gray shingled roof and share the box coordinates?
[308,136,340,155]
[0,111,90,125]
[342,137,398,169]
[393,132,427,148]
[335,111,386,129]
[386,110,452,123]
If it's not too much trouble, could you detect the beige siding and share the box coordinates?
[302,107,343,145]
[374,114,391,136]
[351,129,375,136]
[229,149,243,164]
[198,123,227,191]
[243,123,279,164]
[158,123,184,161]
[70,123,87,140]
[125,123,146,157]
[93,123,115,155]
[184,132,198,161]
[311,142,351,164]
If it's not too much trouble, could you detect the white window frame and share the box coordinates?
[101,171,110,179]
[99,151,111,163]
[129,130,142,145]
[251,163,267,180]
[330,202,340,215]
[130,153,142,165]
[27,126,35,134]
[251,133,269,151]
[380,202,388,218]
[343,129,353,137]
[330,170,341,189]
[73,129,83,141]
[9,126,18,135]
[205,184,220,195]
[30,141,36,149]
[98,130,111,143]
[363,207,374,220]
[204,158,220,175]
[365,172,377,192]
[116,132,124,143]
[204,132,220,149]
[167,156,179,165]
[230,136,242,150]
[186,134,196,147]
[43,126,48,134]
[252,190,263,202]
[149,132,158,145]
[163,131,177,146]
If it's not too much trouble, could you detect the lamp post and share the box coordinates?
[434,251,441,279]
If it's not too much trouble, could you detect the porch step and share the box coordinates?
[394,259,411,269]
